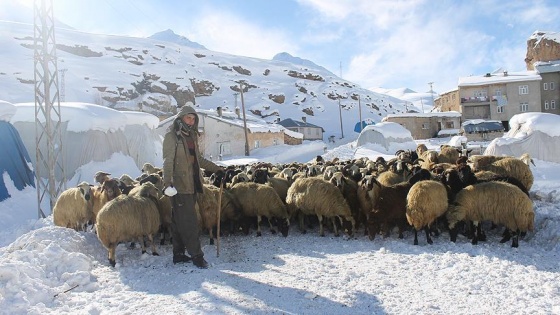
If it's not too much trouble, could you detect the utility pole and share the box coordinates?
[239,83,250,156]
[338,97,344,138]
[428,82,435,108]
[33,0,66,218]
[358,94,362,132]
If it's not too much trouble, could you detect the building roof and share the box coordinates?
[534,60,560,74]
[458,70,541,87]
[384,111,461,119]
[158,107,284,134]
[278,118,323,129]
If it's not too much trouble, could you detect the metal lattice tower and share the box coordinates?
[33,0,66,218]
[59,68,67,102]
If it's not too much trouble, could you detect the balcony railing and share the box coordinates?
[461,96,489,103]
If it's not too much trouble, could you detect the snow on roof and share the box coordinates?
[283,128,303,139]
[534,59,560,74]
[361,121,413,139]
[10,102,159,132]
[506,112,560,138]
[462,119,502,126]
[0,100,16,122]
[385,111,461,118]
[458,70,541,87]
[197,108,284,134]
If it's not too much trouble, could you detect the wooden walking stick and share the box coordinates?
[216,178,224,257]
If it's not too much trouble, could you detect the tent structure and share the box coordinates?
[0,101,35,201]
[10,102,161,182]
[485,113,560,163]
[355,122,417,154]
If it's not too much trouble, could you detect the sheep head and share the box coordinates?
[77,181,93,201]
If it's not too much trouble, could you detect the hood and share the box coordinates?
[176,102,199,128]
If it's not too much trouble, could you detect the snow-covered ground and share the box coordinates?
[1,137,559,315]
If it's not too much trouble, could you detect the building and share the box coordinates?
[382,112,461,140]
[277,117,324,141]
[534,60,560,115]
[158,107,285,160]
[458,70,542,130]
[434,89,460,112]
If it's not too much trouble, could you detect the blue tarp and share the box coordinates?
[354,120,375,133]
[0,121,35,201]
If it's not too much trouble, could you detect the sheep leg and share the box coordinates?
[477,223,487,242]
[256,215,262,237]
[471,221,479,245]
[331,217,340,237]
[298,212,307,234]
[148,234,159,256]
[424,227,433,244]
[209,227,215,245]
[449,226,458,242]
[108,245,116,267]
[500,229,512,243]
[413,229,419,245]
[318,214,325,237]
[139,237,147,254]
[268,217,278,235]
[511,229,520,248]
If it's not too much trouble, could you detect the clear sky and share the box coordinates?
[12,0,560,94]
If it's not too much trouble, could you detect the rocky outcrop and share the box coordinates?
[525,31,560,70]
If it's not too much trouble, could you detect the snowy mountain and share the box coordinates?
[148,29,207,50]
[0,17,409,138]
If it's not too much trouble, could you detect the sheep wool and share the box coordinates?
[230,182,290,237]
[446,181,534,247]
[406,180,448,245]
[52,182,94,231]
[286,177,355,237]
[96,182,161,267]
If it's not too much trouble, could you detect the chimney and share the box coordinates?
[217,106,223,117]
[235,107,241,119]
[302,116,307,123]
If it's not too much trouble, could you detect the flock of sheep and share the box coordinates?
[51,145,536,267]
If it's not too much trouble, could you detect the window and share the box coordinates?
[445,121,454,128]
[551,82,556,90]
[519,85,528,95]
[421,123,429,130]
[273,138,279,145]
[254,140,261,149]
[497,106,504,113]
[552,100,556,109]
[544,83,548,90]
[520,102,528,112]
[495,89,502,96]
[545,101,549,110]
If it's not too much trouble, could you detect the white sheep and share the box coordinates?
[474,157,534,191]
[52,181,94,231]
[96,182,161,267]
[286,177,355,237]
[406,180,449,245]
[230,182,290,237]
[142,162,162,175]
[446,181,534,248]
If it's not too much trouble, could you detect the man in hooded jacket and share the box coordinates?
[162,102,223,268]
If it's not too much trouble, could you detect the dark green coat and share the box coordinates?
[162,105,221,194]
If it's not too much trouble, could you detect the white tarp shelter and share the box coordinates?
[355,122,417,154]
[485,112,560,163]
[10,102,161,181]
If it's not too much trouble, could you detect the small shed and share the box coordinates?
[460,119,505,141]
[278,118,324,140]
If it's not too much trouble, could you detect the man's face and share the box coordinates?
[182,114,196,126]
